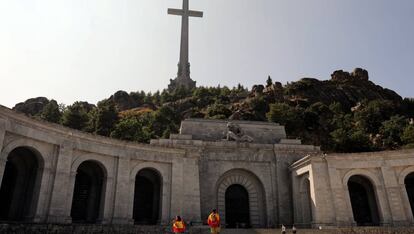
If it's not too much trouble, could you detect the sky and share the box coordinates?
[0,0,413,108]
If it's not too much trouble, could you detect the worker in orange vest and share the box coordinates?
[172,216,186,233]
[207,209,221,234]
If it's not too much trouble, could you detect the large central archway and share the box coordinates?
[347,175,380,226]
[70,160,106,223]
[225,184,250,228]
[216,169,267,228]
[0,147,43,222]
[133,168,162,225]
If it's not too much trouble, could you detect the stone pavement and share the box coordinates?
[2,225,414,234]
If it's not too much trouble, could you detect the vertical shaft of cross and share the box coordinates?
[179,0,189,75]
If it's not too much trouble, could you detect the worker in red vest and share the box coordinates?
[172,216,186,233]
[207,209,221,234]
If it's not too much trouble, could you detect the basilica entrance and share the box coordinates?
[405,172,414,217]
[348,175,380,226]
[70,161,105,223]
[0,147,43,221]
[225,184,250,228]
[133,168,161,225]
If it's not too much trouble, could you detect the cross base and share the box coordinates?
[168,76,196,92]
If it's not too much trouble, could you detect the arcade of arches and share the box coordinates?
[2,109,414,228]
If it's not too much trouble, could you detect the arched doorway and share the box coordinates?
[347,175,380,226]
[0,147,43,221]
[133,168,162,225]
[225,184,250,228]
[70,161,106,223]
[404,172,414,217]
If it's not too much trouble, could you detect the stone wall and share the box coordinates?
[291,149,414,227]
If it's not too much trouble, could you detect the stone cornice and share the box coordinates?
[0,105,185,156]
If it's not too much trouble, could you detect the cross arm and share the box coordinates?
[188,10,203,18]
[168,8,184,16]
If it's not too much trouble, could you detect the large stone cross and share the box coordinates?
[168,0,203,90]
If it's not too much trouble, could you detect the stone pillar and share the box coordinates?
[102,174,115,224]
[170,156,202,223]
[47,143,74,223]
[326,167,355,226]
[375,184,393,226]
[112,157,133,224]
[182,157,202,223]
[381,166,408,225]
[309,160,336,227]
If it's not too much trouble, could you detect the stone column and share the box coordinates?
[112,157,133,224]
[381,166,407,225]
[181,157,202,223]
[309,161,336,227]
[170,156,202,224]
[102,174,115,224]
[0,119,6,187]
[47,143,74,223]
[326,167,355,226]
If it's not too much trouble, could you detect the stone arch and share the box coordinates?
[1,139,47,169]
[133,168,162,224]
[70,159,107,223]
[345,174,381,226]
[67,154,115,224]
[70,156,109,178]
[216,169,267,228]
[0,145,45,221]
[342,169,381,188]
[129,162,170,224]
[398,166,414,185]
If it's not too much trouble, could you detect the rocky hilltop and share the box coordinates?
[11,68,414,152]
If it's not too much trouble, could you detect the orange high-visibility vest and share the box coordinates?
[173,220,186,233]
[207,213,220,228]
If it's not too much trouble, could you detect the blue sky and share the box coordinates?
[0,0,413,108]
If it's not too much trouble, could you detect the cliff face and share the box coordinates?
[13,97,50,116]
[280,68,402,109]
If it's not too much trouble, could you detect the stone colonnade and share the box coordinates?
[291,150,414,228]
[0,109,203,224]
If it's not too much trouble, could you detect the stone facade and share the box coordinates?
[1,104,414,229]
[291,150,414,228]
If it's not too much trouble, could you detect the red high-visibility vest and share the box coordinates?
[173,220,186,233]
[207,213,220,228]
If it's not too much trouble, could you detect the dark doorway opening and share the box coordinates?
[70,161,105,223]
[0,147,42,222]
[225,184,250,228]
[405,173,414,217]
[348,175,380,226]
[133,168,161,225]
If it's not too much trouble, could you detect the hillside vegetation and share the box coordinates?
[12,68,414,152]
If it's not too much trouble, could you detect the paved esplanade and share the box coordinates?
[168,0,202,90]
